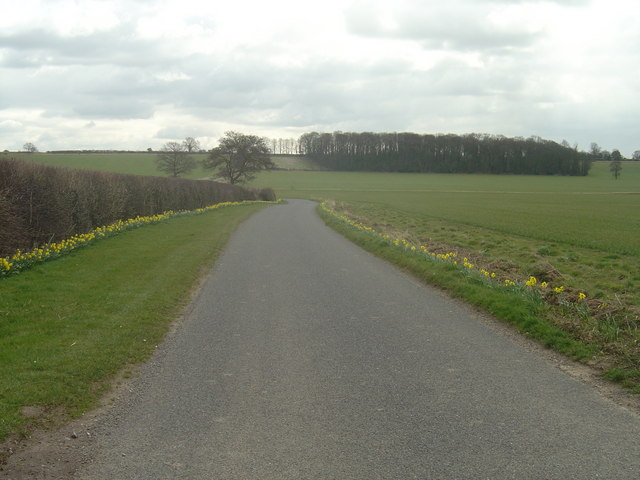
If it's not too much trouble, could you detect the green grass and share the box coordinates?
[270,154,325,170]
[320,207,597,360]
[318,202,639,391]
[2,153,639,438]
[248,163,640,311]
[0,203,269,442]
[249,163,640,391]
[4,152,211,179]
[252,162,640,256]
[3,152,319,179]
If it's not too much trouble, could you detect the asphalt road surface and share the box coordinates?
[76,199,640,479]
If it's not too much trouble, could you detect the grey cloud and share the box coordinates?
[487,0,590,3]
[0,24,183,68]
[346,1,543,52]
[162,53,530,131]
[0,120,24,132]
[72,97,154,119]
[155,125,211,140]
[0,61,162,119]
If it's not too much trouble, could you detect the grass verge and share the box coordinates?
[318,203,640,391]
[0,202,269,443]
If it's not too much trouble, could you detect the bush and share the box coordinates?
[251,187,277,202]
[0,158,262,256]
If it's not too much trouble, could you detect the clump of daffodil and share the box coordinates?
[320,202,592,308]
[0,257,12,274]
[1,200,273,279]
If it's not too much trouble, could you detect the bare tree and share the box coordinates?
[23,142,38,153]
[202,131,274,184]
[610,149,623,179]
[632,150,640,161]
[183,137,201,153]
[155,141,196,177]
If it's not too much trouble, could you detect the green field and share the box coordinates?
[250,162,640,305]
[2,152,318,179]
[1,154,639,445]
[252,162,640,256]
[3,152,210,179]
[251,162,640,389]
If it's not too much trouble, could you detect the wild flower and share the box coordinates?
[0,258,12,273]
[320,202,591,307]
[1,200,274,279]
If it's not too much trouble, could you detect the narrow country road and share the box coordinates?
[75,199,640,479]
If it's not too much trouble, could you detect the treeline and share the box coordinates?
[46,149,154,154]
[296,132,593,175]
[0,158,274,256]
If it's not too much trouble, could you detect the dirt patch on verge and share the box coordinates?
[0,368,137,479]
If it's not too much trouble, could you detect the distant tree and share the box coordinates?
[183,137,201,153]
[590,142,601,157]
[147,147,153,153]
[202,131,275,184]
[632,150,640,161]
[610,149,623,179]
[155,141,196,177]
[23,142,38,153]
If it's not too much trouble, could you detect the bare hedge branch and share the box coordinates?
[0,158,261,256]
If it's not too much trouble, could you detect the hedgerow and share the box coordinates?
[0,158,270,256]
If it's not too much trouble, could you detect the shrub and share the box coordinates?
[0,158,261,256]
[252,187,277,202]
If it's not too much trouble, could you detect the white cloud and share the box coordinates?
[0,0,638,155]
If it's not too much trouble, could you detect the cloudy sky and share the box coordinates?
[1,0,638,155]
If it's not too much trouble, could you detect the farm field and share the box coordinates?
[3,152,639,389]
[251,162,640,298]
[251,163,640,388]
[2,152,317,179]
[252,162,640,256]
